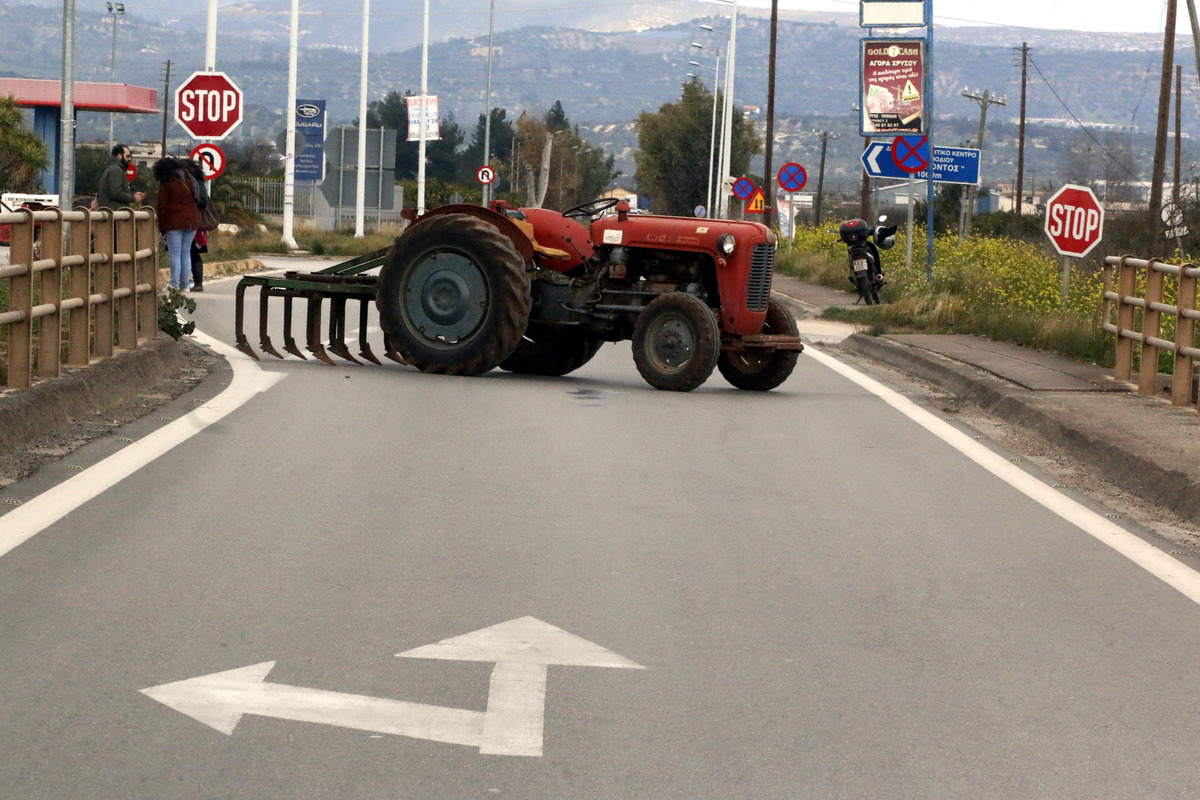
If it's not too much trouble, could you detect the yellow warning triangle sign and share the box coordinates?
[902,79,921,102]
[746,186,766,214]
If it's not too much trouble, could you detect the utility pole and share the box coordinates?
[1176,64,1183,205]
[106,2,124,149]
[959,87,1006,239]
[160,60,171,156]
[762,0,778,229]
[860,136,871,220]
[1015,43,1029,226]
[1186,0,1200,84]
[814,130,838,226]
[1151,0,1178,234]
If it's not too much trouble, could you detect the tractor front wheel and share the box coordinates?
[631,293,721,392]
[377,214,531,375]
[717,299,801,391]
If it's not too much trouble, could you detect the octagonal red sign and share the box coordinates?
[1044,183,1105,258]
[175,71,244,140]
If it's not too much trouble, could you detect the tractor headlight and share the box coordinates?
[717,234,735,255]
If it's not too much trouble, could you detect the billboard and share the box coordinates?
[294,99,326,182]
[860,39,926,136]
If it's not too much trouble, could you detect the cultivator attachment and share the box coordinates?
[234,248,406,366]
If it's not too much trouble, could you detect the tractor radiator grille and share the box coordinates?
[746,243,774,312]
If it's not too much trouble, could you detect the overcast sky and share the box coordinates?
[750,0,1172,34]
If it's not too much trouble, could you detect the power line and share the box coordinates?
[1026,53,1148,187]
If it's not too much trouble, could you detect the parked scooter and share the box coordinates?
[834,216,897,305]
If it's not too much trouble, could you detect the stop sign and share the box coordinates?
[1044,183,1105,258]
[175,71,244,140]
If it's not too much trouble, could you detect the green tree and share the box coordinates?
[545,100,570,133]
[365,90,465,182]
[0,96,49,194]
[635,80,760,216]
[457,108,517,189]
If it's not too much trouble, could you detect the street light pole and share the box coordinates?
[700,6,738,219]
[481,0,496,207]
[719,1,738,219]
[417,0,430,214]
[281,0,299,249]
[689,43,721,216]
[106,2,124,148]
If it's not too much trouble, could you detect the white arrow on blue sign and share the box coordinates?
[861,142,980,185]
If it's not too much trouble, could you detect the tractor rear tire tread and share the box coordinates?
[377,214,532,376]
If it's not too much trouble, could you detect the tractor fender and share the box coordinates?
[404,204,536,263]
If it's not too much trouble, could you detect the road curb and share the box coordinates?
[0,336,185,457]
[843,333,1200,523]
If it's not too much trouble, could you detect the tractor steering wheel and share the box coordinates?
[562,198,619,220]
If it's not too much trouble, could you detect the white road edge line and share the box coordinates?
[805,344,1200,607]
[0,331,283,558]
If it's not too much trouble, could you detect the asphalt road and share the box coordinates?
[2,262,1200,799]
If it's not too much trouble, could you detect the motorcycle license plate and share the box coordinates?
[852,258,869,275]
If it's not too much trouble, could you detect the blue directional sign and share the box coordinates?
[860,141,980,185]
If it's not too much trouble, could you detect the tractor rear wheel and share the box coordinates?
[631,293,721,392]
[377,214,531,375]
[500,323,604,377]
[717,299,801,391]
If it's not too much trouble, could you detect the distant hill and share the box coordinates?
[0,0,1185,193]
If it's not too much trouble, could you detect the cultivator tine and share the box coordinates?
[234,265,385,368]
[234,280,260,360]
[281,293,307,360]
[327,296,362,364]
[306,294,337,366]
[258,287,285,359]
[357,298,382,365]
[384,333,407,365]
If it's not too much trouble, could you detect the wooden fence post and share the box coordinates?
[36,209,64,379]
[1175,264,1199,407]
[7,208,35,388]
[136,210,159,339]
[1114,256,1137,382]
[94,211,116,358]
[1139,259,1164,396]
[67,210,94,366]
[115,209,138,350]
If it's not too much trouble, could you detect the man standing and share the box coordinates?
[96,144,145,209]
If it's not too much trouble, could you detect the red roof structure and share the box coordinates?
[0,79,159,114]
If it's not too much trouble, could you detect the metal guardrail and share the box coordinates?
[1102,255,1200,409]
[0,207,158,389]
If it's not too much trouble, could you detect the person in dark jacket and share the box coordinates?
[153,157,202,291]
[96,144,145,209]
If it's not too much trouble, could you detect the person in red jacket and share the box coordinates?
[153,157,202,291]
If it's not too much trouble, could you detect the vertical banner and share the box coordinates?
[860,39,926,136]
[405,95,441,142]
[294,99,326,182]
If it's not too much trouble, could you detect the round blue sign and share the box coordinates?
[732,178,756,200]
[777,162,807,192]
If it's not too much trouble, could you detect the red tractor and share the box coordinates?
[235,199,803,392]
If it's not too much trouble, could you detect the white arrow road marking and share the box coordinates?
[141,662,485,746]
[141,617,645,757]
[397,616,644,756]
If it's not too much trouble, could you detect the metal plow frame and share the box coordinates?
[234,248,405,366]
